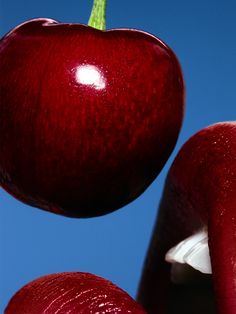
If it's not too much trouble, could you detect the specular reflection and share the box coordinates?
[75,64,106,90]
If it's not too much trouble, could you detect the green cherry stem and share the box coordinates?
[88,0,107,31]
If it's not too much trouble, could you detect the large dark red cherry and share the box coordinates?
[5,272,146,313]
[0,18,184,217]
[138,122,236,314]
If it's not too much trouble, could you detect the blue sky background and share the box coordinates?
[0,0,235,311]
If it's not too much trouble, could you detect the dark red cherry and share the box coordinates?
[138,122,236,314]
[5,272,147,313]
[0,19,184,217]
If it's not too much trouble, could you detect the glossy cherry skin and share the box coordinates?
[138,122,236,314]
[5,272,146,313]
[0,18,184,217]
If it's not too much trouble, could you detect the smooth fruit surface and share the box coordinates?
[0,18,184,217]
[138,122,236,314]
[5,272,146,313]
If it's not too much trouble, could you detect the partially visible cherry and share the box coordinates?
[138,121,236,314]
[5,272,146,313]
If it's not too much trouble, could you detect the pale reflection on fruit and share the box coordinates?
[75,64,106,90]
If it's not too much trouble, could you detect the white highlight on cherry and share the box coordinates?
[75,65,106,90]
[165,229,212,274]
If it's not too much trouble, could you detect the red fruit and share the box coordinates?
[138,122,236,314]
[0,18,184,217]
[5,272,146,313]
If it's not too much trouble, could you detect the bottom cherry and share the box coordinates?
[5,272,146,313]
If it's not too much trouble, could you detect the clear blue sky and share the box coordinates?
[0,0,235,311]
